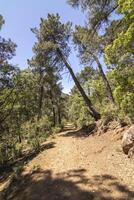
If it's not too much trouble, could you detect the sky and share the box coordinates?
[0,0,86,93]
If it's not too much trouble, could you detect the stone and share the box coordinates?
[122,125,134,155]
[128,146,134,158]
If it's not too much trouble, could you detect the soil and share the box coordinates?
[0,124,134,200]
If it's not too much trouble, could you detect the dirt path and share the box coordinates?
[2,127,134,200]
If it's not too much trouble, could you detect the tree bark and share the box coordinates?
[38,83,44,120]
[91,53,115,104]
[57,105,61,125]
[51,99,56,126]
[57,48,101,121]
[38,70,46,121]
[50,90,56,126]
[52,104,56,127]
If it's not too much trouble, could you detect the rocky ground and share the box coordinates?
[0,124,134,200]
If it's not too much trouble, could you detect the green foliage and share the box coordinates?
[118,0,133,13]
[105,0,134,65]
[13,143,23,158]
[52,126,62,134]
[13,163,24,176]
[0,15,67,166]
[101,103,118,121]
[120,93,134,121]
[22,116,52,150]
[0,0,134,169]
[104,0,134,121]
[31,13,72,70]
[68,90,92,127]
[68,0,117,31]
[68,58,133,127]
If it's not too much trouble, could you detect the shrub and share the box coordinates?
[21,115,52,150]
[52,126,62,134]
[120,93,134,123]
[12,143,23,158]
[101,103,118,121]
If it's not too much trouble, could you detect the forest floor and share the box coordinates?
[0,124,134,200]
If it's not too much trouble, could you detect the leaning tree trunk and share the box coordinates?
[57,48,101,121]
[90,52,115,104]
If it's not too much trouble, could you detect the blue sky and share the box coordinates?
[0,0,86,93]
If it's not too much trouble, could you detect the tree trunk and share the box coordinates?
[57,48,101,121]
[50,90,56,126]
[38,84,44,120]
[18,133,22,143]
[57,105,61,125]
[52,105,56,127]
[90,52,115,104]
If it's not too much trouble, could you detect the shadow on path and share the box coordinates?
[62,124,96,138]
[0,142,56,182]
[2,168,134,200]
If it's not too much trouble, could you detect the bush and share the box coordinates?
[0,143,6,164]
[52,126,62,134]
[120,93,134,122]
[12,143,23,158]
[13,163,24,176]
[101,103,118,121]
[21,115,52,150]
[27,137,40,151]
